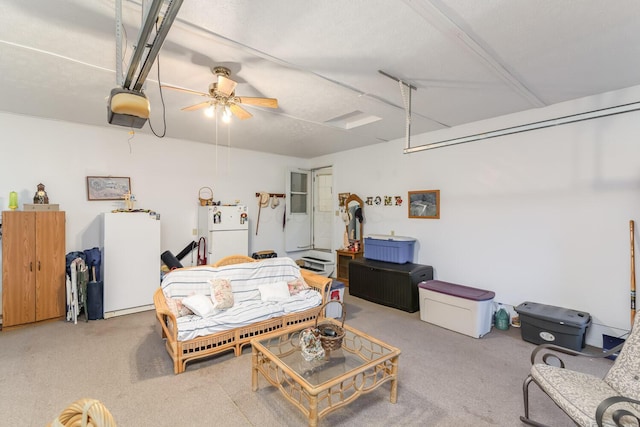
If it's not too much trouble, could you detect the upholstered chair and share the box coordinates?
[521,314,640,427]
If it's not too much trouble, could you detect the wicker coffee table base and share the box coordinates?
[251,323,400,427]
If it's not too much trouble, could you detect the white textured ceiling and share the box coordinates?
[1,0,639,158]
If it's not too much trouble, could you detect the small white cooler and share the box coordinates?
[418,280,495,338]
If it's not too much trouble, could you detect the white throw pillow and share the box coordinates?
[181,294,216,317]
[258,281,291,302]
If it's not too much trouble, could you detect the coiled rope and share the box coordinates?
[49,398,116,427]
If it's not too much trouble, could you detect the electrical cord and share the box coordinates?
[147,21,167,138]
[127,129,135,153]
[120,21,128,85]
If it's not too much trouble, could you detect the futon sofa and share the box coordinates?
[153,256,332,374]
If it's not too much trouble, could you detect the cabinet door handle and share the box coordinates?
[38,261,41,271]
[30,262,33,272]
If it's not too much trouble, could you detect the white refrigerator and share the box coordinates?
[102,212,161,317]
[198,205,249,263]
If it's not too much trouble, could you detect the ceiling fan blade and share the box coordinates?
[161,84,209,97]
[217,75,238,97]
[229,103,253,120]
[236,97,278,108]
[182,101,212,111]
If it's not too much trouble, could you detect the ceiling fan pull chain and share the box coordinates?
[215,104,219,176]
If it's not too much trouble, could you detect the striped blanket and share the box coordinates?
[160,257,322,341]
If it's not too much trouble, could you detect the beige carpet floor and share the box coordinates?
[0,290,612,426]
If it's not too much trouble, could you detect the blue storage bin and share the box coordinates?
[364,235,416,264]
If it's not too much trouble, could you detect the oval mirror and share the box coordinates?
[345,194,364,248]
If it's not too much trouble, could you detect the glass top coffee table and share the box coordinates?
[251,318,401,427]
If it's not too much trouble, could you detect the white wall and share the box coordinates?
[314,86,640,346]
[0,113,310,310]
[3,84,640,347]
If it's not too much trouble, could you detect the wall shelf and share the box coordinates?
[255,192,286,198]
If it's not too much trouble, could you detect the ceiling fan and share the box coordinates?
[162,66,278,120]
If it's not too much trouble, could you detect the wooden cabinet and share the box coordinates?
[2,211,66,327]
[335,249,363,285]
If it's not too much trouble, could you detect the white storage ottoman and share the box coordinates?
[418,280,495,338]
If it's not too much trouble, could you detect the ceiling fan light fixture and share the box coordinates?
[222,105,232,123]
[162,65,277,122]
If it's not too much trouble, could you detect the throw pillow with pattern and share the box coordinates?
[165,297,193,318]
[288,277,311,295]
[209,278,234,310]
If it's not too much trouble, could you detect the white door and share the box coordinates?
[313,167,333,250]
[285,168,311,252]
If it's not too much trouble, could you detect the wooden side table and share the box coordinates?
[335,249,363,286]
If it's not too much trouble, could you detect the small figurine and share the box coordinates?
[33,183,49,204]
[124,191,133,210]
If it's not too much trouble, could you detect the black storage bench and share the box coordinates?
[348,258,433,312]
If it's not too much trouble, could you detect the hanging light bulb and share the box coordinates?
[204,104,215,118]
[222,105,232,123]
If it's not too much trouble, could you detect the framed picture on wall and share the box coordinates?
[408,190,440,219]
[86,176,131,200]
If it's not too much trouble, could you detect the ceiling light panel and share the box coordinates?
[325,111,382,130]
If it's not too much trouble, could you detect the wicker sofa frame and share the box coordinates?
[153,256,332,374]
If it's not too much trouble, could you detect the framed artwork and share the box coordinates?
[86,176,131,201]
[408,190,440,219]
